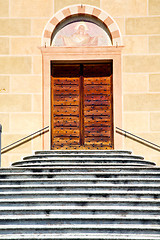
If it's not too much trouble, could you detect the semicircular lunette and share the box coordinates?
[51,20,112,47]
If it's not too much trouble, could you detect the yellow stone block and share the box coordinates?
[10,113,42,133]
[3,154,24,168]
[151,156,160,167]
[11,0,53,17]
[33,94,42,112]
[8,154,25,163]
[114,18,125,35]
[0,38,9,54]
[11,38,41,55]
[0,19,31,36]
[12,153,31,163]
[0,0,9,17]
[123,136,159,163]
[149,0,160,15]
[149,74,160,92]
[149,36,160,53]
[123,55,160,73]
[0,57,32,74]
[32,135,42,151]
[11,76,41,93]
[101,0,147,17]
[124,94,160,111]
[140,133,160,147]
[1,154,9,168]
[33,56,42,74]
[0,76,10,93]
[0,94,32,112]
[150,113,160,131]
[32,19,50,36]
[0,114,9,132]
[2,134,32,154]
[124,112,149,132]
[55,0,100,12]
[123,36,148,54]
[126,17,160,35]
[123,74,148,93]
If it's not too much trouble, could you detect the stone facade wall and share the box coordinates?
[0,0,54,166]
[0,0,160,167]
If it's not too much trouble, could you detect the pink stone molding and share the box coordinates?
[42,4,122,47]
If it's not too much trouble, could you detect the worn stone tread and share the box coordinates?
[35,150,133,155]
[0,224,159,229]
[1,183,160,187]
[0,198,159,203]
[0,178,160,186]
[13,163,152,168]
[0,190,159,196]
[23,154,144,160]
[0,233,159,239]
[0,206,159,211]
[1,167,160,172]
[0,214,159,220]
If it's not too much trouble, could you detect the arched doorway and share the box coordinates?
[40,4,123,150]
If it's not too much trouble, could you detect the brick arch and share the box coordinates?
[42,4,122,46]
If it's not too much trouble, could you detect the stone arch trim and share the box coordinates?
[42,4,122,46]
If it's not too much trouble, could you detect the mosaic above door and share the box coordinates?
[52,21,112,47]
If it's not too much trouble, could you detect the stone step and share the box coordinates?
[1,172,160,180]
[0,205,159,214]
[0,191,159,200]
[0,224,159,234]
[4,166,159,173]
[35,150,133,155]
[1,178,160,185]
[14,159,152,167]
[0,214,159,220]
[0,199,159,207]
[1,167,160,173]
[0,233,159,240]
[12,160,154,168]
[12,163,151,168]
[0,184,160,192]
[0,214,160,225]
[23,154,144,160]
[20,158,148,163]
[12,160,152,165]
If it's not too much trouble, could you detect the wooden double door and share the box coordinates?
[51,63,114,150]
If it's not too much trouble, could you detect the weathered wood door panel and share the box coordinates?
[51,63,113,150]
[84,75,113,149]
[51,76,80,149]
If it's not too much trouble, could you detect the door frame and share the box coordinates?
[40,46,123,150]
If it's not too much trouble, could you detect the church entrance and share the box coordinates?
[51,62,114,150]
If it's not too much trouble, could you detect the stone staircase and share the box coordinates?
[0,150,160,239]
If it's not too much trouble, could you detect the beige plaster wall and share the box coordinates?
[0,0,160,166]
[100,0,160,165]
[0,0,54,167]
